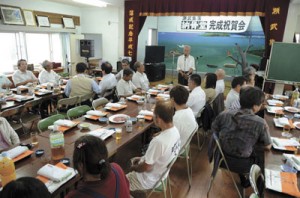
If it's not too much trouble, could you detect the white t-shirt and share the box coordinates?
[38,69,60,84]
[225,89,239,109]
[216,79,225,95]
[177,55,195,72]
[173,108,198,146]
[12,70,37,86]
[116,79,136,96]
[132,71,149,90]
[187,86,206,116]
[136,126,180,189]
[115,69,123,81]
[98,73,117,96]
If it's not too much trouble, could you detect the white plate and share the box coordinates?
[266,106,283,114]
[272,95,289,100]
[267,99,283,106]
[284,106,300,113]
[108,114,129,123]
[294,122,300,130]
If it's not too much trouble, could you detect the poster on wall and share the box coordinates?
[177,16,251,33]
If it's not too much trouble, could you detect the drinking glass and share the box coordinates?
[115,128,122,140]
[282,124,292,138]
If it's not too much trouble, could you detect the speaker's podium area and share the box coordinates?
[145,63,166,82]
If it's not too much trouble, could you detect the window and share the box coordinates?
[25,33,51,64]
[0,33,19,73]
[0,32,66,74]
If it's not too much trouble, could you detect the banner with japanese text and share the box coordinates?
[124,0,140,64]
[177,16,251,33]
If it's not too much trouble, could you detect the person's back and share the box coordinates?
[69,75,94,97]
[66,163,129,198]
[66,135,130,198]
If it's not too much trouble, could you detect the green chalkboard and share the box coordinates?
[267,42,300,83]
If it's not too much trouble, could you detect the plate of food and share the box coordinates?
[294,122,300,130]
[272,95,289,100]
[267,99,283,106]
[266,106,284,114]
[284,106,300,113]
[108,114,129,124]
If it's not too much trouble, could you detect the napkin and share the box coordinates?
[14,95,27,100]
[131,95,143,99]
[37,164,72,182]
[157,93,170,98]
[139,110,153,116]
[148,89,159,93]
[157,84,168,88]
[105,103,122,108]
[278,117,290,126]
[86,110,106,117]
[88,128,115,140]
[4,146,29,159]
[54,119,75,127]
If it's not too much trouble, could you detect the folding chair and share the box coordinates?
[21,98,43,132]
[249,164,264,198]
[37,114,65,133]
[195,106,205,151]
[207,133,242,198]
[146,156,178,198]
[179,126,199,187]
[56,96,80,116]
[67,105,91,120]
[92,97,109,110]
[0,105,25,134]
[79,92,94,106]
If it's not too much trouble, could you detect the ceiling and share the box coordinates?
[44,0,125,8]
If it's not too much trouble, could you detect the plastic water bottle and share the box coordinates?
[16,86,21,95]
[50,128,65,160]
[0,152,16,186]
[146,93,151,103]
[125,117,133,133]
[291,88,299,107]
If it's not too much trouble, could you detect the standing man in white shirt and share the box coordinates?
[132,61,149,91]
[177,45,195,85]
[225,76,246,109]
[12,59,38,87]
[98,62,117,97]
[187,74,206,116]
[127,100,180,194]
[170,85,198,146]
[215,68,226,95]
[116,68,140,97]
[38,60,61,84]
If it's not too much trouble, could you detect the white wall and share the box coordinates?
[80,6,122,68]
[283,3,300,42]
[137,17,158,62]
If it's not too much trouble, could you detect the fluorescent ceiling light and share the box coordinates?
[73,0,108,7]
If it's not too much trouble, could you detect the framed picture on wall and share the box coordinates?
[62,17,75,29]
[36,15,50,27]
[23,10,36,26]
[0,5,24,25]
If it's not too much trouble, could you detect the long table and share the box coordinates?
[7,100,155,197]
[264,105,300,197]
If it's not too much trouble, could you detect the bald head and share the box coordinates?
[215,69,225,80]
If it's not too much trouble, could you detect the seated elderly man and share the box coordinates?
[186,74,206,116]
[0,74,12,93]
[127,100,180,194]
[64,62,100,98]
[132,61,149,91]
[170,85,198,146]
[215,68,225,95]
[38,60,61,84]
[211,86,271,187]
[0,117,20,150]
[116,59,133,81]
[98,62,117,97]
[225,76,246,109]
[12,59,38,87]
[116,68,140,97]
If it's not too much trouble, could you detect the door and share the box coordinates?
[69,34,85,76]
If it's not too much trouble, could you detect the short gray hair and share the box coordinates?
[42,60,51,68]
